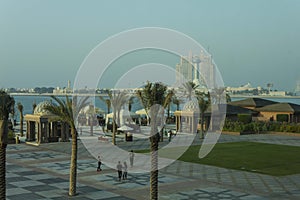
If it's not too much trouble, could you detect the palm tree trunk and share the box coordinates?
[201,112,205,139]
[112,112,116,145]
[0,120,7,199]
[20,116,23,137]
[150,113,158,200]
[69,127,77,196]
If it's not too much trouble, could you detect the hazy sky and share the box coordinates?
[0,0,299,91]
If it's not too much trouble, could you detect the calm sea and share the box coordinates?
[11,95,143,121]
[10,95,300,121]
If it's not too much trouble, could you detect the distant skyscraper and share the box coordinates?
[295,80,300,95]
[175,51,215,88]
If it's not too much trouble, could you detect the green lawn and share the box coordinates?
[179,142,300,176]
[136,142,300,176]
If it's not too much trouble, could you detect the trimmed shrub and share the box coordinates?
[277,114,289,122]
[8,130,15,140]
[237,114,252,124]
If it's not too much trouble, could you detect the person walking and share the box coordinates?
[116,161,123,181]
[97,156,102,172]
[129,150,134,167]
[168,130,172,142]
[122,161,128,180]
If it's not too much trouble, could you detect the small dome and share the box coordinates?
[183,99,199,112]
[34,101,54,115]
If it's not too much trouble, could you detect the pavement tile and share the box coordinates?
[6,134,300,199]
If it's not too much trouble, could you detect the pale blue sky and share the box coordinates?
[0,0,299,91]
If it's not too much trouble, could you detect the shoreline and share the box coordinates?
[9,93,300,99]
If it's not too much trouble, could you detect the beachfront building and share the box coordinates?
[255,103,300,123]
[228,98,276,110]
[226,83,261,94]
[24,101,69,144]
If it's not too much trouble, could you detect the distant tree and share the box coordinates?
[17,102,24,137]
[47,87,55,93]
[99,93,111,115]
[108,91,128,145]
[172,96,182,111]
[0,90,15,199]
[182,81,198,100]
[32,102,37,114]
[196,91,211,139]
[34,87,41,94]
[128,96,135,112]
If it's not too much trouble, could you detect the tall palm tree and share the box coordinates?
[0,90,14,199]
[196,91,211,139]
[136,82,173,200]
[44,95,89,196]
[107,90,128,145]
[17,102,24,137]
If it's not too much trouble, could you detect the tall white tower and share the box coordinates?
[192,55,201,86]
[295,80,300,96]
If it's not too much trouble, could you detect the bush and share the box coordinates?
[223,119,300,134]
[8,130,15,140]
[237,114,252,124]
[277,114,289,122]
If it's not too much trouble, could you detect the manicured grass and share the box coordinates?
[179,142,300,176]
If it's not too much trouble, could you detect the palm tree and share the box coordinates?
[136,82,173,200]
[182,81,198,100]
[0,90,14,199]
[44,95,89,196]
[172,96,182,111]
[128,96,134,112]
[32,101,37,114]
[211,87,227,104]
[99,93,111,115]
[196,91,211,139]
[17,102,24,137]
[165,89,175,119]
[107,90,128,145]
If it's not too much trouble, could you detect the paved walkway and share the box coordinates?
[6,128,300,199]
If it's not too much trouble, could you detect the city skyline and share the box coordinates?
[0,0,299,91]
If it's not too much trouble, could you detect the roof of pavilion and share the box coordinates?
[255,102,300,113]
[204,104,257,115]
[228,98,277,108]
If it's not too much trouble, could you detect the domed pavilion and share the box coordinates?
[174,99,200,133]
[24,101,70,144]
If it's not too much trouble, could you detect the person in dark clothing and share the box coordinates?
[117,161,123,181]
[97,156,102,171]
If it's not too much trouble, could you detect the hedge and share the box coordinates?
[223,119,300,134]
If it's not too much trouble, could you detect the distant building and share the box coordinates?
[53,80,72,94]
[226,83,257,93]
[295,80,300,96]
[268,91,286,96]
[175,51,215,87]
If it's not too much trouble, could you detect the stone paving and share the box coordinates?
[6,128,300,199]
